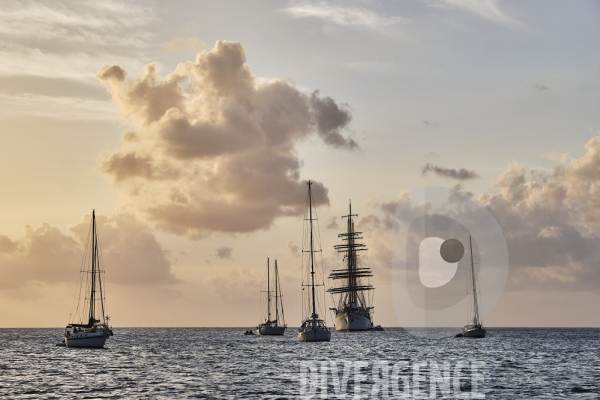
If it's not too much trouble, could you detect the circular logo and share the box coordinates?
[391,187,509,339]
[440,238,464,263]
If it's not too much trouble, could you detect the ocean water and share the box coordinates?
[0,328,598,399]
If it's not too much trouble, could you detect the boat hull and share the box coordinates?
[65,331,109,348]
[298,327,331,342]
[462,325,486,338]
[333,309,372,331]
[257,326,286,335]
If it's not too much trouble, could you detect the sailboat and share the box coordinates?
[298,181,331,342]
[257,258,286,335]
[328,201,376,331]
[62,210,113,348]
[461,235,486,338]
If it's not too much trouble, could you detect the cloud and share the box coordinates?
[211,268,261,304]
[216,246,233,259]
[362,135,600,294]
[326,217,339,230]
[287,241,300,256]
[98,40,357,238]
[0,92,117,121]
[421,163,479,180]
[476,136,600,290]
[283,1,410,29]
[355,213,393,282]
[0,1,156,121]
[0,1,155,87]
[0,236,19,254]
[0,210,178,289]
[354,191,425,283]
[428,0,517,25]
[0,0,155,56]
[0,75,109,100]
[100,149,181,182]
[97,65,126,83]
[310,90,357,149]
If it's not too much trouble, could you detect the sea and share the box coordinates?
[0,328,598,399]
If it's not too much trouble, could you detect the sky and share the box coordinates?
[0,0,599,327]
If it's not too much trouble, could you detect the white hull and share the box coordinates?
[333,309,372,331]
[65,331,109,348]
[298,327,331,342]
[462,325,486,338]
[257,325,286,335]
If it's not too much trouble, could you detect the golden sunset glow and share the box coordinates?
[0,0,599,328]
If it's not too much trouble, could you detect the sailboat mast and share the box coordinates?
[347,201,356,305]
[308,181,317,329]
[469,236,480,326]
[89,210,96,324]
[97,241,106,325]
[277,261,285,326]
[267,258,271,322]
[275,260,279,325]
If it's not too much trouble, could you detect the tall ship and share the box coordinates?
[462,236,486,338]
[61,210,113,348]
[328,202,375,331]
[257,258,286,335]
[298,181,331,342]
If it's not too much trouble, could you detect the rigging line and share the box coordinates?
[274,260,278,325]
[267,258,271,322]
[80,218,94,323]
[89,210,97,323]
[277,262,285,326]
[474,248,483,323]
[308,181,317,328]
[70,217,92,324]
[301,190,309,322]
[259,259,267,323]
[96,223,107,324]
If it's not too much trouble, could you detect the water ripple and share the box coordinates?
[0,328,598,398]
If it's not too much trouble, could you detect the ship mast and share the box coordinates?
[267,258,271,323]
[308,181,317,330]
[276,260,285,326]
[89,209,96,325]
[86,209,106,327]
[274,260,279,325]
[347,201,357,305]
[469,235,480,326]
[328,201,373,309]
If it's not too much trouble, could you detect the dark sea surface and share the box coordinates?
[0,328,598,399]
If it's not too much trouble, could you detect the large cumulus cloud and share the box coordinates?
[97,40,357,238]
[0,211,178,289]
[359,135,600,293]
[479,136,600,290]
